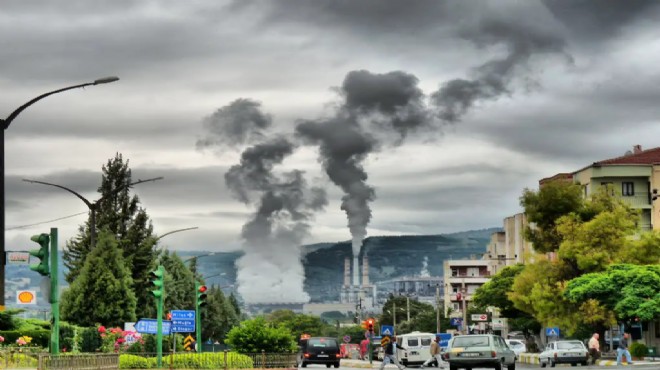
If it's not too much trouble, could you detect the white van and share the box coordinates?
[395,331,436,366]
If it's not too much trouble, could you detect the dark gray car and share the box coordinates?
[444,334,516,370]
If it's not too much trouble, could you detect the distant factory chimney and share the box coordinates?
[344,257,351,287]
[362,255,369,286]
[353,256,360,286]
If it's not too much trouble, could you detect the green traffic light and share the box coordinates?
[29,233,50,276]
[150,266,165,298]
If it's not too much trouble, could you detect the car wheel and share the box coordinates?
[507,361,516,370]
[571,363,577,367]
[326,364,331,368]
[301,362,307,368]
[550,360,556,368]
[580,361,588,366]
[493,361,502,370]
[334,363,340,368]
[449,365,457,370]
[541,360,547,368]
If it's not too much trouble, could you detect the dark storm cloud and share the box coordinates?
[197,99,273,150]
[542,0,660,42]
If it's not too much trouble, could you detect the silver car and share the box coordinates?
[444,334,516,370]
[539,340,589,367]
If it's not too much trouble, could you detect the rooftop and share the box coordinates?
[593,145,660,166]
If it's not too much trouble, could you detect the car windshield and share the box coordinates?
[452,336,490,347]
[508,341,524,348]
[556,341,584,350]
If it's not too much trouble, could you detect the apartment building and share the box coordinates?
[443,258,492,316]
[541,145,660,231]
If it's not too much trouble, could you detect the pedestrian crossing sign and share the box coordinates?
[545,327,560,337]
[381,325,394,336]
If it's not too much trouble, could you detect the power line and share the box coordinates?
[5,212,87,231]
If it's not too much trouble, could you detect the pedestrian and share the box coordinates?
[379,336,406,370]
[616,332,633,366]
[587,333,600,365]
[421,337,446,369]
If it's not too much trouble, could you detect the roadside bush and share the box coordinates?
[226,317,296,353]
[80,327,102,352]
[630,342,648,358]
[119,354,153,369]
[0,353,39,367]
[0,330,50,348]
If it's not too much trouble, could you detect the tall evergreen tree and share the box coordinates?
[202,285,239,343]
[63,153,158,318]
[61,229,137,326]
[160,251,196,313]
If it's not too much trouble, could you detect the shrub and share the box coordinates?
[119,354,153,369]
[80,327,102,352]
[0,330,50,348]
[226,317,296,353]
[630,342,648,358]
[0,353,39,367]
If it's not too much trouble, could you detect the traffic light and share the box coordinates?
[367,318,375,333]
[29,233,50,276]
[196,284,208,308]
[150,266,165,298]
[361,320,368,329]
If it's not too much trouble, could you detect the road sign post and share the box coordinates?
[171,310,196,333]
[49,228,59,355]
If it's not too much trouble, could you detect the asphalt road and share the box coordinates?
[302,363,660,370]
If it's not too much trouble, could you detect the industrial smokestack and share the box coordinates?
[362,255,369,286]
[353,255,360,287]
[344,257,351,287]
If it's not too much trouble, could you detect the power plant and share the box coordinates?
[339,254,377,309]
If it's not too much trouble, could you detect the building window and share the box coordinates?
[601,182,614,195]
[622,182,634,196]
[451,268,458,277]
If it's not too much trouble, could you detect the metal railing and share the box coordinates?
[39,353,119,370]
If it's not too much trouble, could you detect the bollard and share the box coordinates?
[224,349,229,370]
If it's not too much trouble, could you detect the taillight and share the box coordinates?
[336,354,341,358]
[304,353,310,358]
[491,351,497,358]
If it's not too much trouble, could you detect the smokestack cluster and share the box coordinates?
[198,16,569,303]
[343,257,351,287]
[362,255,369,286]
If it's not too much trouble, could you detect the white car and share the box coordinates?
[505,339,527,358]
[539,340,589,367]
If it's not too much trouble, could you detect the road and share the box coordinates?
[309,363,660,370]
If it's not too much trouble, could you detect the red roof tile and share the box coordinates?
[595,146,660,165]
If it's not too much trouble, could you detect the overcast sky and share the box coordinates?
[4,0,660,254]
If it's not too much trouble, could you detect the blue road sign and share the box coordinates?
[171,319,195,333]
[171,310,196,320]
[381,325,394,336]
[135,319,172,335]
[436,333,453,348]
[450,318,463,326]
[546,327,560,337]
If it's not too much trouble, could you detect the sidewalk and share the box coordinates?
[518,353,657,366]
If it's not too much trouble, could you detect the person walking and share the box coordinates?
[379,336,407,370]
[588,333,600,365]
[616,332,633,366]
[421,337,446,368]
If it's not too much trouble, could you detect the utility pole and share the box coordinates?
[461,281,468,335]
[49,228,59,354]
[406,295,410,322]
[435,284,441,333]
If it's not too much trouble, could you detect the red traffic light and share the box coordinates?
[167,312,172,320]
[198,285,207,293]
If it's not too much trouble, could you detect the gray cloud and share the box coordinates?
[197,99,273,151]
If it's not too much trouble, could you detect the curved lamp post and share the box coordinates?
[0,76,119,310]
[155,227,199,242]
[23,176,163,248]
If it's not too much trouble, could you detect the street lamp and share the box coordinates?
[155,227,199,242]
[1,76,119,310]
[23,176,163,248]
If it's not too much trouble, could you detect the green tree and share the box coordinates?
[63,153,158,319]
[473,265,526,318]
[520,181,585,253]
[266,310,332,338]
[228,293,242,318]
[160,251,196,314]
[565,264,660,321]
[202,285,239,343]
[61,229,137,326]
[379,296,433,328]
[225,317,297,353]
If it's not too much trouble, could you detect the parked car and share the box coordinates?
[297,337,341,368]
[505,339,527,359]
[539,340,589,368]
[443,334,516,370]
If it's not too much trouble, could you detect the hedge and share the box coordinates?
[0,330,50,348]
[0,352,39,367]
[119,352,253,369]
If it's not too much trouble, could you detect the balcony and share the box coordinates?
[619,195,651,208]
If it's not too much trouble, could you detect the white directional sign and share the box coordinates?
[471,314,488,321]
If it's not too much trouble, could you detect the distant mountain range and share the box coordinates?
[6,228,500,309]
